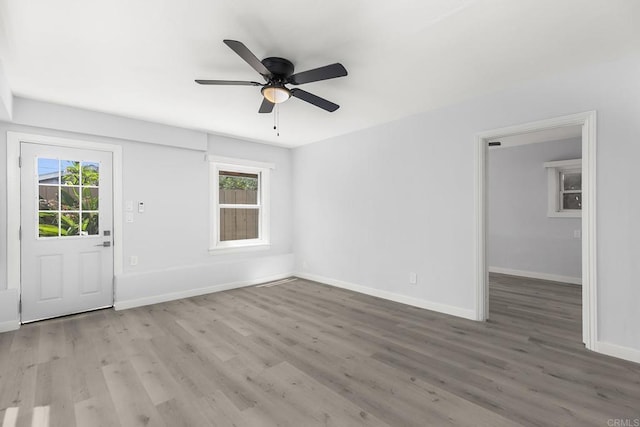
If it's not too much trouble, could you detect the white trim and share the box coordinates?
[6,132,123,319]
[594,341,640,365]
[0,320,20,333]
[7,135,20,291]
[207,155,276,170]
[543,159,582,169]
[488,267,581,286]
[475,111,597,350]
[582,111,598,352]
[295,272,476,321]
[114,272,293,310]
[474,129,488,321]
[209,244,271,255]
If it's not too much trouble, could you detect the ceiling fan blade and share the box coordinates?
[287,63,347,85]
[290,88,339,112]
[259,98,275,113]
[195,79,262,86]
[223,39,272,78]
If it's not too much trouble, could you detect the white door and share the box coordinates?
[20,143,114,323]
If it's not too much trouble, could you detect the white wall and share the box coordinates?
[293,53,640,356]
[0,61,12,122]
[488,138,582,283]
[0,98,294,315]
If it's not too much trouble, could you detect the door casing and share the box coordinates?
[474,111,597,350]
[7,131,123,323]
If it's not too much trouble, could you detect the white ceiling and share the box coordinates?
[0,0,638,147]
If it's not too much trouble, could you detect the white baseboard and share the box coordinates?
[295,272,476,321]
[114,272,294,311]
[594,341,640,365]
[0,320,20,333]
[489,266,581,285]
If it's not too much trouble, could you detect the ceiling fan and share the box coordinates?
[196,40,347,113]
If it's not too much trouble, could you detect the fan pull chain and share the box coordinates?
[273,104,280,137]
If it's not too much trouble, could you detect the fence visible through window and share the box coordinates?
[218,170,260,242]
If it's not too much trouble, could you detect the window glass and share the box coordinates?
[39,212,59,237]
[61,160,80,185]
[38,158,59,184]
[220,208,260,241]
[39,186,58,210]
[37,158,100,238]
[61,187,80,210]
[61,213,81,236]
[562,193,582,210]
[81,162,100,186]
[219,171,259,205]
[562,172,581,191]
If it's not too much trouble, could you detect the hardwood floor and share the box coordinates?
[1,275,639,426]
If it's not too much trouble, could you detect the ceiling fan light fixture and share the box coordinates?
[261,85,291,104]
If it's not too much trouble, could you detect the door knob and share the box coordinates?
[95,241,111,247]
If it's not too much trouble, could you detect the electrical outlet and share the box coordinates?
[409,272,417,284]
[574,230,581,238]
[125,212,134,223]
[302,261,308,271]
[130,256,138,266]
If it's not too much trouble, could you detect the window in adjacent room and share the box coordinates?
[209,157,272,252]
[544,159,582,218]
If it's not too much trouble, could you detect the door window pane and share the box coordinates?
[82,188,99,210]
[39,186,59,210]
[81,162,100,186]
[81,213,99,236]
[61,160,80,185]
[61,213,81,236]
[38,158,59,184]
[60,187,80,210]
[39,212,59,237]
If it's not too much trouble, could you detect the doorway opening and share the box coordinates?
[474,112,597,350]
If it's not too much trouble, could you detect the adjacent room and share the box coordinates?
[0,1,639,426]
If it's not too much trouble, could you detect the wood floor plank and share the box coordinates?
[102,360,166,427]
[74,394,122,427]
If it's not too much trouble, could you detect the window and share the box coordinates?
[210,157,272,252]
[545,159,581,218]
[37,157,100,237]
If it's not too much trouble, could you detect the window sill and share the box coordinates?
[209,243,271,255]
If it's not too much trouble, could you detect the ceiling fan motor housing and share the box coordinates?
[261,57,295,80]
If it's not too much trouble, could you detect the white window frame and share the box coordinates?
[544,158,582,218]
[209,156,273,253]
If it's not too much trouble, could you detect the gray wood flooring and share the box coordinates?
[1,274,639,426]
